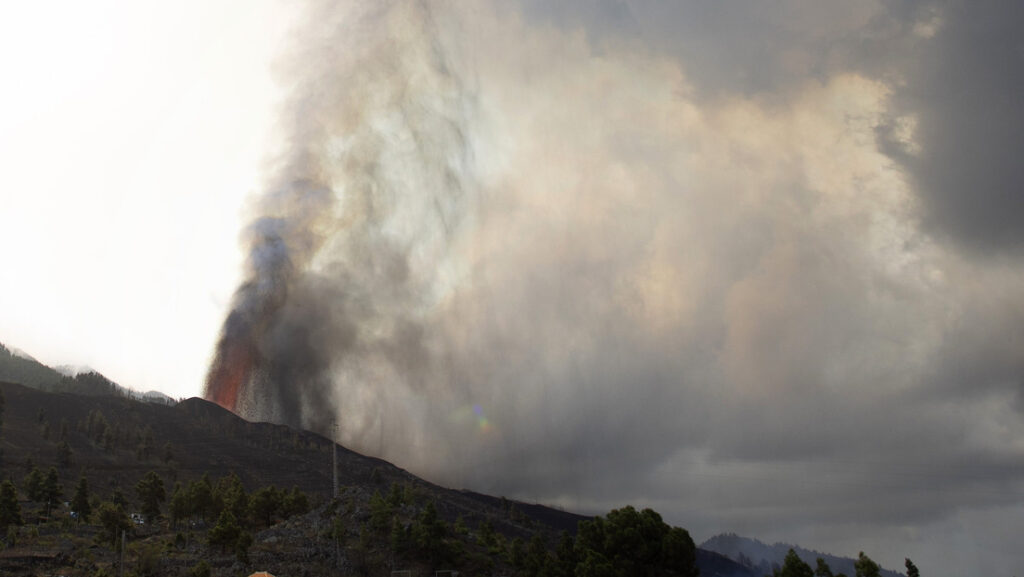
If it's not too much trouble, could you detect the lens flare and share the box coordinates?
[472,404,494,434]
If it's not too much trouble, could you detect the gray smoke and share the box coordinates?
[207,2,1024,576]
[207,0,476,436]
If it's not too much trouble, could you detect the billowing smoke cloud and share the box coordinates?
[206,2,1024,575]
[207,0,477,434]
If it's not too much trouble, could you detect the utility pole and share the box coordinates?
[332,419,341,567]
[332,419,338,499]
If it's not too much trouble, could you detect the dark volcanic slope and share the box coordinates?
[2,380,342,495]
[0,380,746,577]
[457,490,591,534]
[0,381,576,538]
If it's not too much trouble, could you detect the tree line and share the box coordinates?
[335,482,700,577]
[0,467,311,565]
[773,547,921,577]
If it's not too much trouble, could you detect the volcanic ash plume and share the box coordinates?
[201,5,1024,555]
[204,0,475,435]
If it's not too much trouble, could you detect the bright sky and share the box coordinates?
[0,1,291,398]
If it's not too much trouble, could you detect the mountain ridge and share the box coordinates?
[0,342,174,403]
[701,532,904,577]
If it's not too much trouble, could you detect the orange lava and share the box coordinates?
[204,339,255,411]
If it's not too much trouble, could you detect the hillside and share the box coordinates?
[0,380,582,529]
[0,343,71,392]
[0,345,877,577]
[701,533,904,577]
[0,380,751,576]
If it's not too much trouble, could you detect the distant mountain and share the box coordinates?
[701,533,903,577]
[7,345,38,361]
[0,342,71,391]
[138,389,176,404]
[55,363,97,377]
[0,342,167,401]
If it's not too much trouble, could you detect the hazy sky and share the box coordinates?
[2,2,1023,576]
[0,0,289,391]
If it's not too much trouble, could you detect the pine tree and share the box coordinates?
[42,467,63,515]
[477,518,496,548]
[135,471,166,524]
[525,533,550,575]
[111,487,127,507]
[453,515,468,536]
[777,549,814,577]
[208,510,241,552]
[235,530,254,563]
[368,489,390,532]
[282,486,309,517]
[249,485,282,527]
[0,479,22,530]
[390,518,411,555]
[555,531,578,577]
[815,557,835,577]
[413,500,448,562]
[854,552,881,577]
[170,482,190,529]
[905,558,920,577]
[189,475,215,522]
[96,502,131,549]
[22,467,44,502]
[215,473,248,521]
[71,475,92,523]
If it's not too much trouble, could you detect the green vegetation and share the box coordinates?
[776,549,814,577]
[208,509,242,552]
[169,482,189,528]
[96,501,131,549]
[855,552,881,577]
[189,560,212,577]
[574,505,698,577]
[816,557,835,577]
[250,485,283,527]
[41,467,63,515]
[71,474,92,522]
[135,470,166,523]
[188,474,215,522]
[0,480,22,530]
[330,495,700,577]
[412,500,449,562]
[22,466,44,501]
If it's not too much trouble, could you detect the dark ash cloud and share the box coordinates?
[879,2,1024,252]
